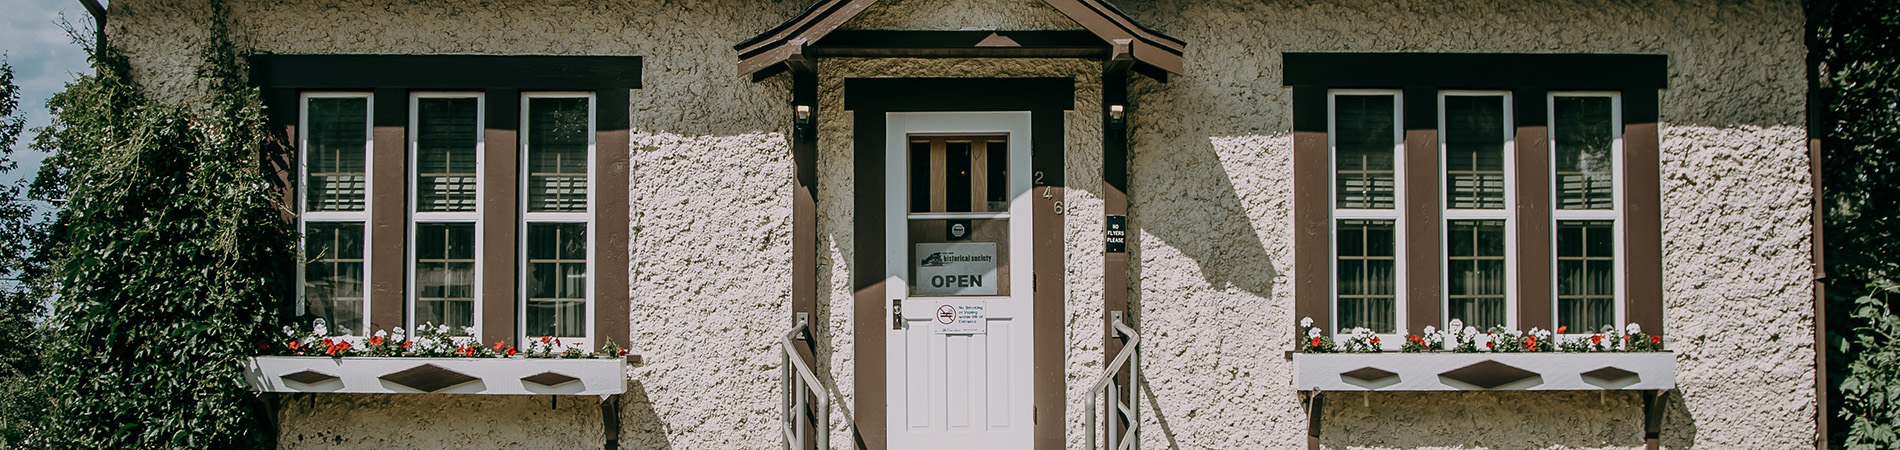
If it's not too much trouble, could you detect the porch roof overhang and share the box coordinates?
[734,0,1186,81]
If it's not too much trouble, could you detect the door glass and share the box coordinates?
[908,135,1010,297]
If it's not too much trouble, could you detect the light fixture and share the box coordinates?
[795,104,813,125]
[1108,104,1125,124]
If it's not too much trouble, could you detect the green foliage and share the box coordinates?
[1840,282,1900,450]
[23,2,294,447]
[0,56,53,449]
[1817,0,1900,447]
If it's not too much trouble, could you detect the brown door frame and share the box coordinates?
[846,77,1073,450]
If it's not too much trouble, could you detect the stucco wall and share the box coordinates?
[107,0,1813,448]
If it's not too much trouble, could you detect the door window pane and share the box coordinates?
[1553,96,1616,210]
[1445,95,1507,209]
[1558,221,1616,332]
[909,137,1009,213]
[306,97,367,212]
[527,97,590,212]
[1336,219,1396,333]
[1334,95,1397,210]
[415,223,476,328]
[303,222,364,334]
[907,218,1011,296]
[416,97,480,212]
[1447,220,1507,329]
[527,223,587,338]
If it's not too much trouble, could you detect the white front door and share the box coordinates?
[885,112,1035,450]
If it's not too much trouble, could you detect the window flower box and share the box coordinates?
[244,356,630,396]
[1292,351,1675,391]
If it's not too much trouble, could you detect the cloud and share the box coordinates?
[2,0,93,186]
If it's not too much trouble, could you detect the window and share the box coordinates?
[1551,93,1622,334]
[521,93,596,345]
[298,93,372,336]
[1329,92,1403,334]
[409,93,484,331]
[1441,92,1514,330]
[1287,53,1666,344]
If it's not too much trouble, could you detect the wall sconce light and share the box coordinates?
[795,104,813,126]
[1108,104,1126,124]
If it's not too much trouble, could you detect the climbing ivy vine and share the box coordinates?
[25,1,293,447]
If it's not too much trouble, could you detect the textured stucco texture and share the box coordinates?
[110,0,1812,448]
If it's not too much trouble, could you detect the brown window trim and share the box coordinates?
[1285,53,1666,343]
[259,54,639,349]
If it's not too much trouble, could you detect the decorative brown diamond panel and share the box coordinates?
[521,371,580,387]
[1438,360,1540,389]
[379,364,479,393]
[280,369,338,385]
[1340,367,1398,384]
[1580,366,1640,386]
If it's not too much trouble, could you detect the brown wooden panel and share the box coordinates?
[370,121,407,333]
[1622,90,1664,333]
[850,108,888,450]
[596,125,632,353]
[1290,86,1332,341]
[480,125,518,346]
[1403,85,1442,334]
[1513,88,1552,332]
[1031,107,1067,450]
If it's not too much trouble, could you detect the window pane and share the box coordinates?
[527,223,587,338]
[416,223,476,329]
[1334,95,1397,210]
[1336,219,1396,333]
[528,97,591,212]
[1447,220,1507,329]
[907,218,1011,296]
[1558,221,1616,332]
[1553,96,1615,210]
[909,137,1008,213]
[416,97,480,212]
[1445,95,1507,209]
[303,222,365,334]
[306,97,367,212]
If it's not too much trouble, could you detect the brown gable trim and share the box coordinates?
[736,0,1185,80]
[1282,53,1667,90]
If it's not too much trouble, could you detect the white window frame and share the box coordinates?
[406,92,486,335]
[517,92,598,348]
[296,92,373,337]
[1327,89,1407,346]
[1438,91,1517,332]
[1548,92,1625,338]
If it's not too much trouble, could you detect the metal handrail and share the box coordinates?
[782,319,831,450]
[1085,315,1142,450]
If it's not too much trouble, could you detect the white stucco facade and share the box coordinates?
[109,0,1814,448]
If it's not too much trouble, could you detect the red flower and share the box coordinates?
[1370,336,1381,345]
[1309,337,1322,348]
[1622,335,1630,340]
[506,347,518,356]
[1590,334,1604,345]
[459,345,475,357]
[554,338,563,347]
[1485,340,1494,349]
[1650,335,1662,344]
[540,336,552,344]
[402,340,414,349]
[321,338,334,348]
[618,348,628,357]
[1557,326,1568,333]
[369,336,384,346]
[493,341,505,351]
[287,340,301,351]
[1526,337,1539,352]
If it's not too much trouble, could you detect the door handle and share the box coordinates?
[892,299,903,330]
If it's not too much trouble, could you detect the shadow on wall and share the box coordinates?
[621,380,674,450]
[1316,390,1698,449]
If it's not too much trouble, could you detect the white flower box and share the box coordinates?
[1292,352,1676,391]
[245,356,630,396]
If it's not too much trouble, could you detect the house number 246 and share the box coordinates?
[1037,171,1067,216]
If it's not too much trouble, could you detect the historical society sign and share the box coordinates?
[914,242,999,296]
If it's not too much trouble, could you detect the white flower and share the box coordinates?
[313,323,328,337]
[394,327,405,335]
[1300,317,1314,328]
[1626,323,1641,335]
[1308,328,1321,338]
[437,324,450,335]
[282,325,295,337]
[1423,326,1437,335]
[463,326,477,336]
[374,329,387,338]
[414,336,435,349]
[1448,319,1464,332]
[1463,326,1478,336]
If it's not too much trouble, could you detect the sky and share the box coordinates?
[2,0,94,187]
